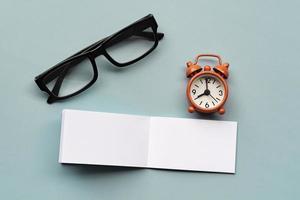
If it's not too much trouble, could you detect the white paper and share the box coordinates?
[59,109,237,173]
[59,110,150,167]
[147,117,237,173]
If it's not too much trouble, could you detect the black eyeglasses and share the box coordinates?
[34,14,164,103]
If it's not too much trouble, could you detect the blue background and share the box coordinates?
[1,0,300,199]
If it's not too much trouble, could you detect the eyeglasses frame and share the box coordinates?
[34,14,164,103]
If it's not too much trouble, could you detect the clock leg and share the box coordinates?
[218,108,225,115]
[188,106,195,113]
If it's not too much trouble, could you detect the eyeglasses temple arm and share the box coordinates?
[93,31,164,58]
[135,32,164,40]
[103,31,164,49]
[59,31,164,65]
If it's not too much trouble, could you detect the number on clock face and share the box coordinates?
[189,75,225,110]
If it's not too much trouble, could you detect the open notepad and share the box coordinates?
[59,109,237,173]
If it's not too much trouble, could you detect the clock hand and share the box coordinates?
[194,93,205,100]
[210,94,218,102]
[194,89,211,100]
[205,78,208,90]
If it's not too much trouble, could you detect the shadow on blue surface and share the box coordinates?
[61,163,143,175]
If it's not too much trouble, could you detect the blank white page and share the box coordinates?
[59,109,237,173]
[59,110,150,167]
[147,117,237,173]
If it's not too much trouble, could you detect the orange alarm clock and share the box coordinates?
[186,54,229,115]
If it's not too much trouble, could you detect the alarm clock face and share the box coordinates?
[189,74,226,110]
